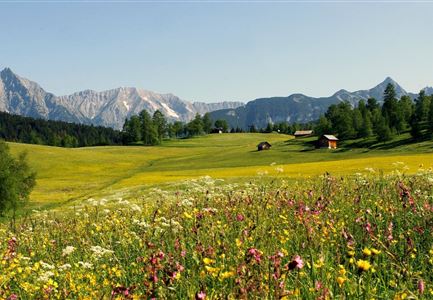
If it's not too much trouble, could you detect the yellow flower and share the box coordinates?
[336,276,346,287]
[219,271,235,280]
[347,250,355,257]
[203,258,215,265]
[363,248,372,256]
[338,265,346,276]
[371,248,381,255]
[183,212,193,219]
[357,260,371,272]
[205,266,220,274]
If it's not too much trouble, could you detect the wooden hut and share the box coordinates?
[294,130,313,138]
[317,135,338,149]
[257,141,271,151]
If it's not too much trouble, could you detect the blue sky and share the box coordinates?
[0,1,432,102]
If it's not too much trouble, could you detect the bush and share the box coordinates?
[0,140,36,215]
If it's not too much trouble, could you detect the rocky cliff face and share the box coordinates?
[0,68,244,129]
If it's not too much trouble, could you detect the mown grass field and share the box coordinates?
[7,133,433,210]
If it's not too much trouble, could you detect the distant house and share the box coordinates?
[211,127,223,134]
[257,141,272,151]
[294,130,313,138]
[317,135,339,149]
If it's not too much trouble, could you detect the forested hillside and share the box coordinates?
[315,83,433,142]
[0,111,122,147]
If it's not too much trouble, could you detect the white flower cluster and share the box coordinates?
[62,246,75,256]
[90,245,114,258]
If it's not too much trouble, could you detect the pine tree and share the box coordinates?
[187,114,204,136]
[140,110,158,145]
[399,95,413,125]
[382,83,401,132]
[314,116,331,136]
[415,90,430,122]
[202,113,213,134]
[123,115,142,143]
[429,95,433,134]
[152,110,167,143]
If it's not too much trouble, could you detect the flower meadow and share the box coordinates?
[1,171,433,299]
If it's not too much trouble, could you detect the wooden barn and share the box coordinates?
[294,130,313,138]
[317,135,339,149]
[257,141,271,151]
[211,127,223,134]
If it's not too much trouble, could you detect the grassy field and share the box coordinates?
[7,132,433,210]
[3,133,433,299]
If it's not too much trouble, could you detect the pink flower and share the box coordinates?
[293,255,304,269]
[418,279,425,294]
[195,291,206,300]
[287,255,304,270]
[236,214,244,221]
[247,248,262,263]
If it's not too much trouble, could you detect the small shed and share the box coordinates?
[317,135,339,149]
[294,130,313,138]
[211,127,223,134]
[257,141,272,151]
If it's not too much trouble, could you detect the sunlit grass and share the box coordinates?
[7,133,433,210]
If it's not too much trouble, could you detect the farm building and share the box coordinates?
[257,141,271,151]
[294,130,313,137]
[317,135,339,149]
[211,127,224,134]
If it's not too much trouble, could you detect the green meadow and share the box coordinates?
[7,132,433,210]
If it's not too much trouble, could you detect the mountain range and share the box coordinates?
[1,67,432,130]
[0,68,242,130]
[209,77,433,129]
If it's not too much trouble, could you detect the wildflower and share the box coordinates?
[203,257,215,265]
[62,246,75,256]
[183,212,193,219]
[59,263,72,271]
[371,248,381,255]
[357,260,371,272]
[336,276,346,287]
[338,265,346,276]
[195,291,206,300]
[247,248,262,263]
[363,248,372,256]
[287,255,304,270]
[219,271,235,280]
[90,245,114,258]
[418,279,425,294]
[78,261,93,269]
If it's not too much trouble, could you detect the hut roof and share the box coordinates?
[294,130,313,136]
[257,141,271,147]
[322,135,339,141]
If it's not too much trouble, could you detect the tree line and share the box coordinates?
[122,111,232,145]
[313,83,433,142]
[0,111,123,147]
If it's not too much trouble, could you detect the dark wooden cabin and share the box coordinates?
[257,141,272,151]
